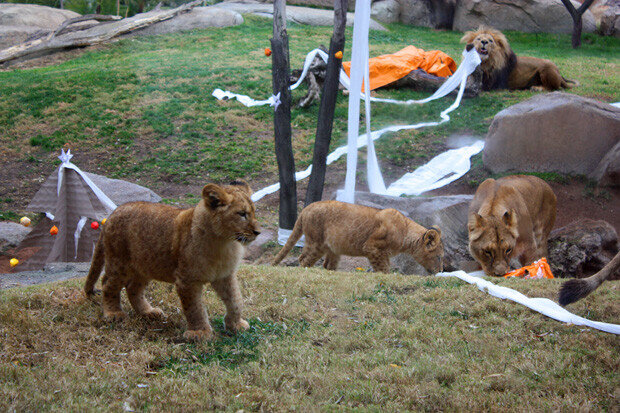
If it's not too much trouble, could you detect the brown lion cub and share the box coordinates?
[468,175,556,277]
[272,200,444,274]
[84,180,261,341]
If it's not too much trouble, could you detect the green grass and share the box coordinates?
[0,18,618,204]
[0,265,618,411]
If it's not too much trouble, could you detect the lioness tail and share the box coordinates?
[272,214,304,266]
[558,251,619,306]
[84,233,105,297]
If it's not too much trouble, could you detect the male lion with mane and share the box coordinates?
[461,26,576,91]
[84,180,261,341]
[272,200,444,274]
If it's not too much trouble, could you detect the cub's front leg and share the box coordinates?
[363,227,391,273]
[211,275,250,334]
[175,281,214,341]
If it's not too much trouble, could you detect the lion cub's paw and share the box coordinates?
[225,317,250,334]
[104,310,127,321]
[143,307,165,319]
[183,329,214,342]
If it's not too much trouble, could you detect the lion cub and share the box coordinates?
[84,181,261,341]
[468,175,556,277]
[272,200,444,274]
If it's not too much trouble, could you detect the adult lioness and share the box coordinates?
[272,200,444,274]
[468,175,556,277]
[84,180,261,341]
[461,26,576,91]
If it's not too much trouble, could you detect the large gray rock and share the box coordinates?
[0,4,81,50]
[548,219,619,279]
[590,141,620,187]
[352,191,475,275]
[0,222,31,252]
[129,7,243,36]
[85,173,162,206]
[397,0,433,27]
[371,0,401,24]
[484,93,620,176]
[593,0,620,37]
[215,2,386,30]
[453,0,596,34]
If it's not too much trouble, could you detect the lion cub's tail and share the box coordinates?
[272,214,304,266]
[84,233,105,297]
[562,77,579,89]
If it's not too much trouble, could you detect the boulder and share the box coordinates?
[397,0,433,27]
[352,191,476,275]
[0,4,81,50]
[592,0,620,37]
[483,92,620,176]
[215,2,386,30]
[371,0,400,24]
[85,173,162,206]
[589,141,620,187]
[548,219,619,279]
[0,222,31,252]
[453,0,596,34]
[243,228,276,262]
[129,7,243,36]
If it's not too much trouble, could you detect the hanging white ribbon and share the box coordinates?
[74,216,87,259]
[57,149,117,213]
[437,271,620,335]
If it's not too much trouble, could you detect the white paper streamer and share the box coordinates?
[277,227,305,247]
[385,140,484,196]
[57,149,117,213]
[74,216,87,259]
[437,270,620,335]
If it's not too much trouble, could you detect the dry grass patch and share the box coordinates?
[1,265,618,411]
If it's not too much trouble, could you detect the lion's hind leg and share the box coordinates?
[298,241,323,268]
[126,278,165,319]
[323,251,340,271]
[539,62,564,91]
[101,262,128,321]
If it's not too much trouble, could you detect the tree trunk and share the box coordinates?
[305,0,348,206]
[560,0,595,48]
[271,0,297,230]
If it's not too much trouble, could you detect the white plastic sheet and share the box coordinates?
[437,271,620,335]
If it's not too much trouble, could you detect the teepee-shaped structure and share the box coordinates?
[15,149,117,271]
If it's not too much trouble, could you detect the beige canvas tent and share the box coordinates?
[14,149,117,271]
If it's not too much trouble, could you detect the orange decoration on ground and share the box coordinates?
[504,257,554,279]
[265,48,272,56]
[50,225,58,235]
[335,51,343,59]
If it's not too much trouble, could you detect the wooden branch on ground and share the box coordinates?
[0,0,202,64]
[47,14,122,41]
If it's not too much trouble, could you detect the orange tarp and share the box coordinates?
[504,258,555,279]
[341,46,457,91]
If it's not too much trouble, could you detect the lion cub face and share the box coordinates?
[413,227,444,274]
[201,180,261,245]
[468,211,517,277]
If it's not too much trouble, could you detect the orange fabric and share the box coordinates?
[341,46,457,91]
[504,258,554,279]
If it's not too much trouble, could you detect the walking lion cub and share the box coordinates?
[272,200,444,274]
[84,180,261,341]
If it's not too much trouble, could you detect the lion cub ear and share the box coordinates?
[423,228,441,250]
[202,184,233,209]
[229,179,253,196]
